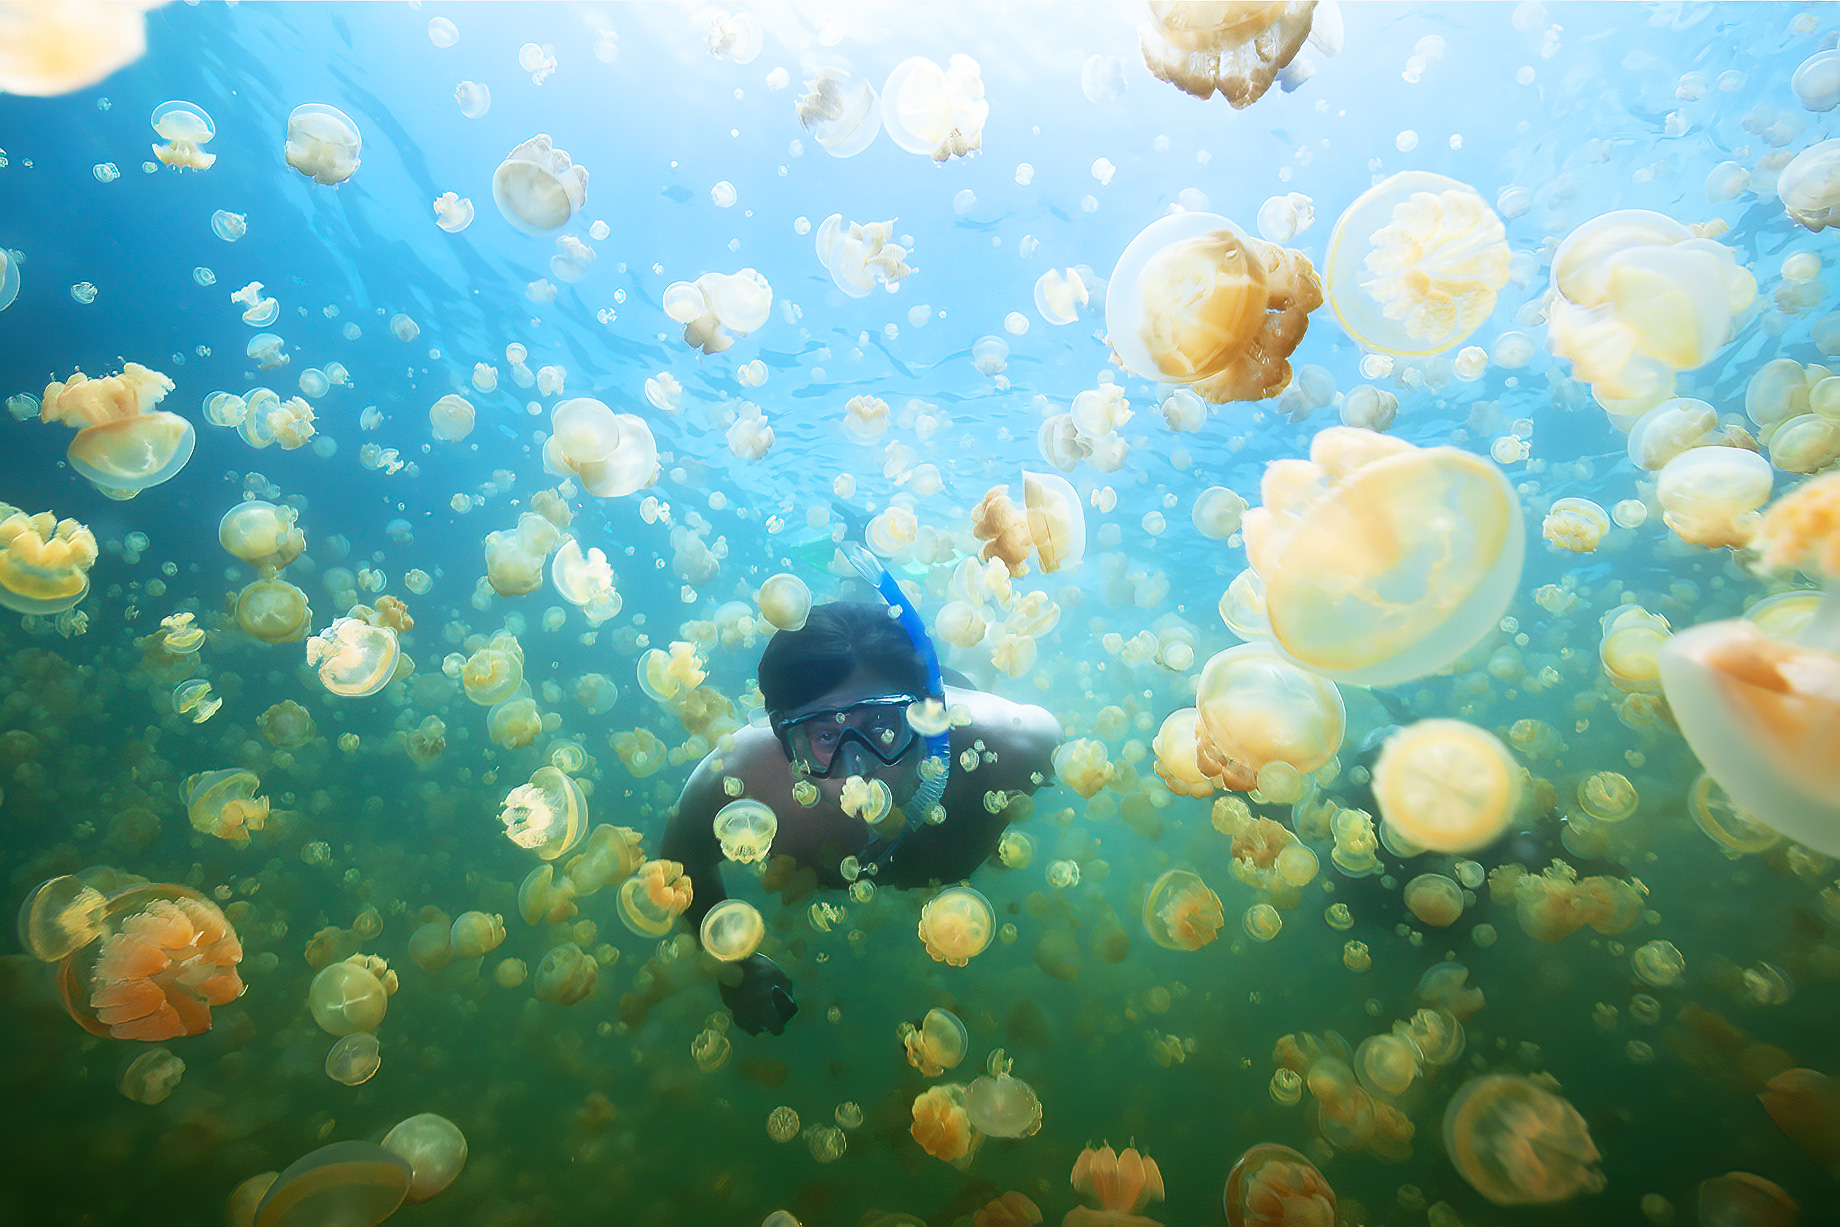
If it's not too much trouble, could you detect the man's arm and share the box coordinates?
[971,695,1064,794]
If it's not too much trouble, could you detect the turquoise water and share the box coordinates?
[2,2,1839,1225]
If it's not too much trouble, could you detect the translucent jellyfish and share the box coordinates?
[700,8,760,61]
[1372,720,1520,853]
[1655,446,1774,548]
[253,1141,412,1227]
[1443,1075,1604,1205]
[1054,739,1115,798]
[455,80,490,119]
[532,942,597,1005]
[40,362,194,494]
[309,958,391,1036]
[613,727,667,777]
[1036,268,1092,327]
[1404,874,1465,926]
[432,192,473,234]
[1193,486,1249,540]
[1024,470,1086,572]
[1698,1173,1800,1227]
[493,135,588,233]
[59,884,244,1041]
[238,389,317,450]
[1546,210,1756,416]
[882,55,988,161]
[1139,1,1313,107]
[1152,708,1214,799]
[18,874,107,962]
[1627,397,1719,468]
[1192,643,1344,791]
[499,765,589,859]
[1142,868,1225,951]
[903,1007,969,1076]
[911,1084,977,1163]
[758,573,811,631]
[1688,772,1781,856]
[563,824,644,898]
[183,768,270,844]
[325,1033,381,1086]
[617,859,694,936]
[1542,497,1610,553]
[815,215,914,297]
[700,898,765,962]
[121,1047,186,1104]
[1067,1143,1165,1227]
[245,334,287,370]
[234,577,311,645]
[543,397,659,497]
[305,617,399,697]
[1107,211,1323,405]
[0,3,159,96]
[964,1057,1043,1139]
[796,66,882,157]
[1793,50,1840,113]
[450,911,506,959]
[484,513,563,596]
[219,499,305,573]
[918,886,995,966]
[713,799,778,864]
[284,103,363,185]
[0,247,17,313]
[150,100,216,170]
[0,504,97,615]
[1222,1143,1335,1227]
[1512,866,1644,942]
[427,393,475,442]
[1241,427,1523,685]
[381,1113,467,1203]
[663,269,772,355]
[1779,139,1840,231]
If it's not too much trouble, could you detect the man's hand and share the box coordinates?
[720,953,798,1036]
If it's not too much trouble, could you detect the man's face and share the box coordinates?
[781,665,923,807]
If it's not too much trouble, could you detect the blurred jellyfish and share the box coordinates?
[18,874,107,962]
[121,1047,186,1103]
[0,503,97,614]
[235,577,312,644]
[382,1114,467,1203]
[543,397,659,497]
[219,499,305,573]
[39,362,194,495]
[1143,868,1225,950]
[758,573,811,631]
[1655,446,1773,549]
[150,100,215,170]
[964,1055,1043,1139]
[1698,1173,1800,1227]
[1192,485,1249,540]
[1372,720,1520,853]
[1443,1075,1604,1205]
[1222,1143,1334,1227]
[796,65,881,157]
[284,103,362,185]
[1068,1143,1165,1225]
[919,886,994,966]
[253,1141,411,1227]
[882,55,988,161]
[305,616,400,697]
[1192,643,1344,790]
[1140,2,1314,107]
[493,135,588,233]
[0,3,158,96]
[1257,192,1316,242]
[1542,497,1610,553]
[450,912,506,959]
[663,269,772,355]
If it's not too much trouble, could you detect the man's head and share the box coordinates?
[758,601,928,716]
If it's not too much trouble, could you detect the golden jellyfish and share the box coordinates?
[1443,1075,1604,1206]
[219,500,306,573]
[258,699,316,748]
[285,103,363,185]
[618,859,694,936]
[975,1193,1042,1227]
[1241,427,1523,685]
[904,1007,970,1076]
[1698,1173,1800,1227]
[0,503,97,614]
[542,397,658,498]
[18,874,107,962]
[758,573,811,632]
[1106,210,1322,405]
[1760,1068,1840,1173]
[1139,2,1314,108]
[1054,738,1115,798]
[1779,139,1840,231]
[381,1113,467,1203]
[408,920,452,973]
[305,616,400,698]
[429,393,475,441]
[493,134,588,233]
[551,540,621,624]
[59,884,244,1041]
[484,512,563,597]
[325,1033,381,1086]
[1599,604,1671,693]
[1659,473,1840,855]
[462,633,525,705]
[1192,644,1344,791]
[663,269,773,354]
[563,824,644,898]
[613,727,668,777]
[972,485,1033,576]
[1655,445,1774,548]
[699,899,765,962]
[40,363,194,494]
[918,886,995,966]
[1404,874,1464,927]
[1067,1143,1166,1227]
[1325,172,1509,356]
[0,3,160,96]
[1222,1143,1335,1227]
[235,578,312,644]
[1371,720,1521,853]
[713,798,778,863]
[1627,397,1721,468]
[308,957,392,1036]
[238,388,317,450]
[121,1047,186,1104]
[964,1055,1043,1139]
[1355,1033,1421,1097]
[1688,773,1781,856]
[499,765,588,860]
[253,1141,412,1227]
[1193,486,1250,540]
[1546,210,1755,418]
[1024,469,1086,572]
[450,911,506,959]
[911,1083,978,1163]
[1143,868,1225,951]
[1512,865,1644,943]
[183,768,270,845]
[882,54,988,161]
[150,99,215,169]
[1151,708,1214,799]
[1542,498,1611,554]
[533,941,597,1005]
[487,695,541,749]
[518,864,578,926]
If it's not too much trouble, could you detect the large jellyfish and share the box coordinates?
[53,883,244,1042]
[0,503,97,615]
[662,269,773,355]
[382,1114,467,1203]
[284,103,363,185]
[1442,1074,1604,1205]
[1240,427,1523,685]
[543,398,659,498]
[40,362,194,495]
[1659,473,1840,855]
[1371,720,1521,853]
[882,55,988,161]
[492,135,589,233]
[500,765,589,859]
[1106,211,1323,405]
[305,617,400,697]
[1139,1,1315,108]
[1222,1143,1335,1227]
[253,1141,411,1227]
[1192,643,1344,791]
[1324,171,1509,356]
[1067,1143,1165,1227]
[485,513,564,596]
[0,2,160,96]
[1779,138,1840,231]
[918,886,995,966]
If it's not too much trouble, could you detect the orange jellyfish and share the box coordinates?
[1698,1173,1799,1227]
[1442,1074,1604,1206]
[976,1193,1043,1227]
[40,362,195,495]
[0,503,98,614]
[57,883,244,1041]
[1067,1143,1166,1227]
[1222,1143,1335,1227]
[1193,644,1344,790]
[253,1141,411,1227]
[1142,869,1225,951]
[699,899,765,962]
[918,886,995,966]
[911,1083,978,1164]
[1760,1067,1840,1173]
[616,859,694,936]
[1371,720,1521,853]
[1151,708,1214,799]
[305,616,399,697]
[1138,2,1316,108]
[903,1007,970,1076]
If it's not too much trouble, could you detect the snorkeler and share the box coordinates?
[660,545,1063,1036]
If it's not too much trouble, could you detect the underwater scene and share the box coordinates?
[5,1,1840,1225]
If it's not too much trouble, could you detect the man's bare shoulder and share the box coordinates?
[950,686,1062,746]
[680,723,792,811]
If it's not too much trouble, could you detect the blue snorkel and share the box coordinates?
[839,542,951,865]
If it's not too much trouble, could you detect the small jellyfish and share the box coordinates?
[1372,720,1521,853]
[121,1047,186,1104]
[1355,1032,1421,1097]
[918,886,995,966]
[428,393,475,441]
[450,911,506,959]
[1192,486,1250,540]
[305,616,400,697]
[381,1113,467,1203]
[183,768,270,844]
[150,100,216,170]
[699,898,765,962]
[1139,2,1314,107]
[1142,868,1225,951]
[427,16,457,46]
[1068,1143,1165,1226]
[0,504,98,615]
[455,80,491,119]
[1542,498,1610,553]
[533,942,597,1005]
[1632,939,1685,987]
[1192,643,1345,790]
[543,397,659,497]
[904,1007,970,1075]
[325,1033,381,1086]
[663,270,773,355]
[796,66,882,157]
[757,573,811,631]
[500,766,589,860]
[284,103,363,185]
[882,55,988,161]
[1222,1143,1335,1227]
[964,1057,1043,1139]
[1404,874,1465,927]
[1443,1074,1604,1205]
[39,362,194,495]
[432,192,474,233]
[309,957,392,1036]
[493,135,589,233]
[617,859,694,936]
[253,1141,411,1227]
[713,799,778,864]
[18,874,107,962]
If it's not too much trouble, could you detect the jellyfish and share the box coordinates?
[1192,644,1344,790]
[964,1058,1043,1139]
[382,1114,467,1203]
[0,2,160,96]
[150,100,215,170]
[462,634,525,705]
[305,617,399,697]
[40,362,194,494]
[1355,1032,1422,1098]
[0,247,17,313]
[1192,486,1249,541]
[551,540,621,624]
[910,1083,979,1164]
[1779,139,1840,231]
[284,103,363,185]
[882,54,988,161]
[500,766,589,860]
[1760,1068,1840,1173]
[0,504,98,615]
[1143,868,1225,951]
[904,1007,970,1075]
[1139,1,1314,108]
[1222,1143,1335,1227]
[543,397,659,497]
[1542,498,1611,553]
[1403,873,1465,927]
[700,899,765,962]
[1546,210,1756,417]
[1371,720,1520,853]
[1771,414,1840,473]
[617,859,694,937]
[325,1033,381,1086]
[309,958,391,1036]
[235,577,312,644]
[815,215,913,297]
[432,191,473,234]
[219,500,305,573]
[971,486,1033,576]
[1024,470,1085,572]
[918,886,995,966]
[1151,708,1214,799]
[1035,268,1091,325]
[18,874,108,962]
[663,269,773,355]
[450,911,506,959]
[238,390,317,450]
[1698,1173,1800,1227]
[1512,866,1644,943]
[1627,397,1721,469]
[58,884,244,1041]
[1107,211,1322,405]
[613,727,668,777]
[534,941,598,1005]
[121,1047,186,1104]
[1067,1143,1166,1227]
[758,573,811,632]
[1655,446,1774,549]
[484,513,564,596]
[1322,172,1508,357]
[428,393,475,441]
[713,799,778,864]
[183,768,270,845]
[1443,1075,1604,1205]
[563,824,644,897]
[253,1141,412,1227]
[492,134,588,233]
[796,65,882,157]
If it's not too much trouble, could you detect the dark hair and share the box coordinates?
[758,601,928,713]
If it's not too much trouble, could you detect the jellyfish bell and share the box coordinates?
[1655,445,1773,548]
[253,1141,412,1227]
[699,898,765,962]
[1779,138,1840,232]
[758,573,812,631]
[150,100,216,170]
[428,393,475,441]
[500,765,589,860]
[1023,470,1085,572]
[918,886,995,966]
[1372,720,1520,853]
[964,1066,1043,1139]
[713,798,778,864]
[882,54,988,161]
[236,577,312,644]
[308,960,389,1036]
[1139,1,1315,108]
[493,134,589,233]
[1443,1074,1604,1206]
[305,616,400,697]
[797,65,882,158]
[219,500,306,573]
[284,103,363,186]
[18,873,107,962]
[381,1113,467,1203]
[325,1033,381,1086]
[40,363,195,494]
[58,883,244,1041]
[183,768,271,844]
[1222,1143,1335,1227]
[0,504,98,615]
[0,247,17,312]
[533,941,598,1004]
[543,398,658,498]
